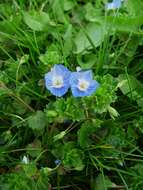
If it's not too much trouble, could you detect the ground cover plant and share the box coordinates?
[0,0,143,189]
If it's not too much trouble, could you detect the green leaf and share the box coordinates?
[84,2,102,22]
[74,22,106,53]
[95,74,117,113]
[0,85,11,97]
[0,3,14,18]
[53,131,66,142]
[64,0,76,11]
[106,16,143,33]
[63,148,84,171]
[93,174,116,190]
[27,111,47,130]
[49,97,85,122]
[118,74,143,108]
[129,164,143,190]
[0,71,9,84]
[51,0,68,24]
[77,53,97,69]
[133,117,143,134]
[23,163,37,177]
[107,106,119,120]
[63,24,73,57]
[46,110,58,117]
[105,125,126,149]
[39,45,62,65]
[78,120,102,148]
[51,142,64,158]
[65,97,85,121]
[125,0,143,16]
[23,11,55,31]
[26,140,42,158]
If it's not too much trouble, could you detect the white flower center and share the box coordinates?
[52,76,63,88]
[78,79,89,91]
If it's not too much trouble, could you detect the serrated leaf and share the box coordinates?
[23,163,37,177]
[95,74,117,113]
[39,50,61,65]
[63,148,84,171]
[28,111,47,130]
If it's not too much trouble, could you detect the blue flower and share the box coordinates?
[54,159,61,165]
[45,64,71,97]
[70,70,99,97]
[105,0,122,10]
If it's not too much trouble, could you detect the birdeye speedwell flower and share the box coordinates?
[45,64,71,97]
[105,0,122,10]
[54,159,61,165]
[70,70,99,97]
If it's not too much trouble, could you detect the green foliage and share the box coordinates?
[23,11,55,31]
[63,148,85,171]
[93,174,116,190]
[128,164,143,190]
[125,0,143,16]
[104,124,126,148]
[45,97,86,122]
[74,22,106,53]
[1,0,143,189]
[118,74,143,108]
[39,48,61,66]
[0,163,49,190]
[95,74,118,113]
[78,119,102,148]
[27,111,47,131]
[26,140,42,158]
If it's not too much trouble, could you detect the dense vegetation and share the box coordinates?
[0,0,143,189]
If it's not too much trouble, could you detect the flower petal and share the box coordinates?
[50,86,69,97]
[44,64,71,97]
[70,71,100,97]
[106,0,121,10]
